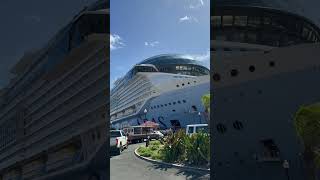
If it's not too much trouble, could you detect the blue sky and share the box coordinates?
[110,0,210,87]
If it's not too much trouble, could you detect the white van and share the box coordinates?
[186,124,209,135]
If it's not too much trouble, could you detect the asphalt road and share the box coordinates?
[110,142,210,180]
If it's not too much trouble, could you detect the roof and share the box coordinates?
[138,54,206,67]
[213,0,320,32]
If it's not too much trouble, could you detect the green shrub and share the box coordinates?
[150,140,161,146]
[160,130,187,163]
[139,132,210,166]
[138,146,152,157]
[185,133,210,165]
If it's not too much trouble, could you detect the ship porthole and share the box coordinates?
[249,65,255,72]
[269,61,275,67]
[233,121,243,130]
[216,123,226,134]
[213,73,221,81]
[230,69,238,77]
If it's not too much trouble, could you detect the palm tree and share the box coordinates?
[201,94,210,123]
[294,103,320,180]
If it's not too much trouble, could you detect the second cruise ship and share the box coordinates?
[110,54,210,129]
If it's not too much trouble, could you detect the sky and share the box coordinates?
[110,0,211,88]
[0,0,97,88]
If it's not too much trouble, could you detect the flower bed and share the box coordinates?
[137,130,210,169]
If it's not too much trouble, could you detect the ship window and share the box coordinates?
[233,121,244,130]
[188,82,190,84]
[178,101,181,104]
[234,16,247,26]
[269,61,275,67]
[165,104,167,106]
[249,65,255,72]
[169,103,172,105]
[264,17,271,25]
[176,85,179,87]
[183,100,186,103]
[194,81,196,83]
[248,16,261,27]
[182,83,185,86]
[157,105,160,108]
[151,107,153,109]
[216,123,227,134]
[172,109,176,112]
[257,90,262,94]
[230,69,238,77]
[192,105,198,111]
[173,102,176,105]
[212,16,222,27]
[213,73,221,81]
[223,16,233,26]
[161,105,163,107]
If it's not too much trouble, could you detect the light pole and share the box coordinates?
[198,112,201,124]
[144,109,148,121]
[283,160,290,180]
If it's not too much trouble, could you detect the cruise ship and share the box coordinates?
[211,0,320,180]
[0,1,108,180]
[110,54,210,129]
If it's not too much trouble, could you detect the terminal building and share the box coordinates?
[0,1,108,180]
[211,0,320,179]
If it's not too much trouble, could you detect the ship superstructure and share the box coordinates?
[0,1,108,180]
[211,0,320,179]
[110,54,210,129]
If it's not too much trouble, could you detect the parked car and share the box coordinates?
[186,124,209,135]
[153,130,164,139]
[110,130,128,155]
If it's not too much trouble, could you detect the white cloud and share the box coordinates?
[110,34,125,50]
[179,15,198,23]
[189,0,205,9]
[144,41,159,47]
[182,50,210,68]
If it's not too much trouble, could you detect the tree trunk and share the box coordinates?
[304,147,316,180]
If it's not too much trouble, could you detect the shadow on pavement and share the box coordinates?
[148,163,210,180]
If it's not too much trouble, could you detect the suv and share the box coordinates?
[110,130,128,155]
[186,124,209,135]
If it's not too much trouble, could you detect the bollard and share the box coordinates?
[146,136,150,147]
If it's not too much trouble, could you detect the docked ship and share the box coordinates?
[110,54,210,129]
[0,1,108,180]
[212,0,320,180]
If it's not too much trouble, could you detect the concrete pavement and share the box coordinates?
[110,142,210,180]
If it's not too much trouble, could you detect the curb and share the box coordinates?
[134,147,210,173]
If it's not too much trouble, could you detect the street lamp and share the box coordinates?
[282,160,290,180]
[144,109,148,121]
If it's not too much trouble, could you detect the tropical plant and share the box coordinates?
[160,130,187,163]
[201,94,210,113]
[294,103,320,180]
[185,132,210,165]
